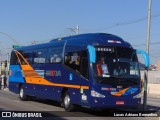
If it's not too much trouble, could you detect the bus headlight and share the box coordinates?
[133,92,142,98]
[91,90,105,98]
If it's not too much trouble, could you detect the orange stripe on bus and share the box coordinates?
[112,88,129,96]
[25,77,89,89]
[21,65,89,90]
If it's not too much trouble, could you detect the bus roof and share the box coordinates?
[50,33,132,47]
[14,33,132,51]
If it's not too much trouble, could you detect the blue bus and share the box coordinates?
[9,33,149,111]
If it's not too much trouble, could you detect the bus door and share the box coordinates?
[64,43,90,106]
[79,52,90,107]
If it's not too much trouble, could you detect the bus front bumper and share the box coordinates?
[90,96,141,109]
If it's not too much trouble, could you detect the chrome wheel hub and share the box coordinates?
[64,95,70,108]
[20,88,23,98]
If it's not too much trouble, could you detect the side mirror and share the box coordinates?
[87,45,96,63]
[136,49,150,68]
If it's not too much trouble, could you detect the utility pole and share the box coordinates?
[6,52,10,87]
[0,50,1,76]
[7,52,10,75]
[146,0,152,55]
[143,0,152,111]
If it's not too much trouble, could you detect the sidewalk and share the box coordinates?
[0,87,9,91]
[147,93,160,98]
[148,83,160,95]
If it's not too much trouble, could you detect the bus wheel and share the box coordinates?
[62,91,75,112]
[19,85,27,101]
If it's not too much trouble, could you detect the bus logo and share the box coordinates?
[46,70,61,77]
[69,74,73,80]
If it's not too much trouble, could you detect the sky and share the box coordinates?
[0,0,160,64]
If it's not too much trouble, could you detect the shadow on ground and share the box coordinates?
[25,98,160,117]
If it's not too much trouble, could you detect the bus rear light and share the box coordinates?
[91,90,105,98]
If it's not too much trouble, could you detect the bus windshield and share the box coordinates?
[94,46,140,81]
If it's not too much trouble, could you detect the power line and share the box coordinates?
[81,13,160,32]
[133,41,160,46]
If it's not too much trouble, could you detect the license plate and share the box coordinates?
[116,101,124,105]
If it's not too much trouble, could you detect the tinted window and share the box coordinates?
[116,47,137,61]
[65,52,81,72]
[23,50,33,64]
[81,51,88,79]
[94,46,140,78]
[47,46,63,63]
[65,50,89,79]
[10,51,18,65]
[33,49,47,64]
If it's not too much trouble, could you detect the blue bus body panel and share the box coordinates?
[9,65,24,82]
[89,83,141,108]
[9,63,89,105]
[90,96,140,108]
[9,65,25,93]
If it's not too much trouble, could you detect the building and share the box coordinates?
[1,61,6,71]
[0,60,9,75]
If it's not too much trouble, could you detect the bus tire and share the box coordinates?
[62,91,75,112]
[19,85,28,101]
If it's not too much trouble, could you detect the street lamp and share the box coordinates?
[0,32,20,45]
[0,32,19,76]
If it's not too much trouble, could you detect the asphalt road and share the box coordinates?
[0,90,159,120]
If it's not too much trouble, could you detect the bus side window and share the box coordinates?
[23,51,33,64]
[33,49,47,64]
[10,51,18,65]
[64,52,81,72]
[64,50,89,79]
[65,54,72,65]
[47,47,63,64]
